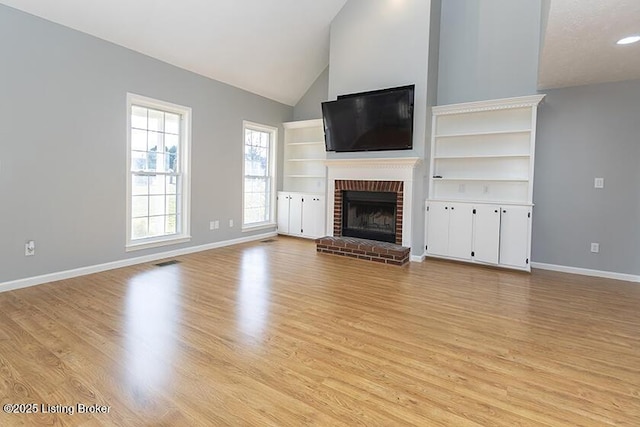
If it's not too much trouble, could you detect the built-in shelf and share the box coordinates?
[429,95,545,204]
[432,177,529,182]
[433,154,530,160]
[426,94,545,272]
[280,119,327,237]
[428,198,534,207]
[287,141,325,146]
[283,119,326,194]
[435,129,532,138]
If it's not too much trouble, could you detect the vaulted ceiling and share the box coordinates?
[2,0,640,105]
[0,0,347,106]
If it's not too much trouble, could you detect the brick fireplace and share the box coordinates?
[324,157,421,249]
[333,180,403,245]
[318,158,421,265]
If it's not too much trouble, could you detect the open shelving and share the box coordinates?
[282,119,326,193]
[429,95,545,204]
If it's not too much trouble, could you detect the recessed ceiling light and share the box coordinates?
[616,35,640,45]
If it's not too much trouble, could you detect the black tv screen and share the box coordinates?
[321,85,414,152]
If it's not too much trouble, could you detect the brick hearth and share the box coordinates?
[316,236,410,266]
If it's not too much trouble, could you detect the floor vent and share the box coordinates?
[261,239,277,243]
[155,260,180,267]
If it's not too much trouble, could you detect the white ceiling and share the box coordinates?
[539,0,640,89]
[0,0,347,106]
[4,0,640,103]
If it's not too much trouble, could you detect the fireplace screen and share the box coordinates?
[342,190,396,243]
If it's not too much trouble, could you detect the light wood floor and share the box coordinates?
[1,237,639,426]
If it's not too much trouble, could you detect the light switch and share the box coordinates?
[594,178,604,189]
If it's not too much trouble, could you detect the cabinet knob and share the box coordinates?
[451,207,454,210]
[445,207,448,210]
[494,210,498,213]
[503,210,507,213]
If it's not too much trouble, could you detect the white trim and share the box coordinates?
[0,232,277,294]
[125,235,192,252]
[241,222,277,233]
[432,95,546,115]
[427,198,533,207]
[242,120,278,229]
[410,254,425,263]
[283,118,323,129]
[531,262,640,283]
[126,93,192,249]
[413,254,639,283]
[324,157,422,169]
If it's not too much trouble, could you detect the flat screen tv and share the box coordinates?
[321,85,414,152]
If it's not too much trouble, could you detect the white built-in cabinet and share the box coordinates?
[278,119,327,239]
[426,202,473,260]
[425,95,544,271]
[472,204,501,264]
[498,206,531,269]
[277,192,325,239]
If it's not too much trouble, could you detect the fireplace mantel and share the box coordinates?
[324,157,422,170]
[324,157,422,249]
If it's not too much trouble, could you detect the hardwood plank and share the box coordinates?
[0,236,639,426]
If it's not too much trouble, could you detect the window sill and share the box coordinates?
[126,235,192,252]
[241,223,277,233]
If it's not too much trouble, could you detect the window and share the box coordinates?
[126,94,191,250]
[242,121,277,230]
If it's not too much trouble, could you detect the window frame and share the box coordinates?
[241,120,278,232]
[125,93,192,251]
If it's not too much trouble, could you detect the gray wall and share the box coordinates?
[533,81,640,275]
[293,67,329,121]
[328,0,432,159]
[438,0,541,105]
[0,5,292,283]
[327,0,439,256]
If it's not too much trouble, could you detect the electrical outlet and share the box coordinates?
[590,243,600,253]
[215,220,219,229]
[229,219,234,228]
[209,221,215,230]
[25,240,35,256]
[594,178,604,189]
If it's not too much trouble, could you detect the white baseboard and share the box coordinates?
[410,254,426,262]
[531,262,640,283]
[417,252,638,283]
[0,232,277,294]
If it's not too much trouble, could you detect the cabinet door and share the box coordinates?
[302,195,325,238]
[447,203,473,260]
[426,202,450,256]
[277,192,290,234]
[499,206,531,269]
[473,205,501,264]
[289,194,303,236]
